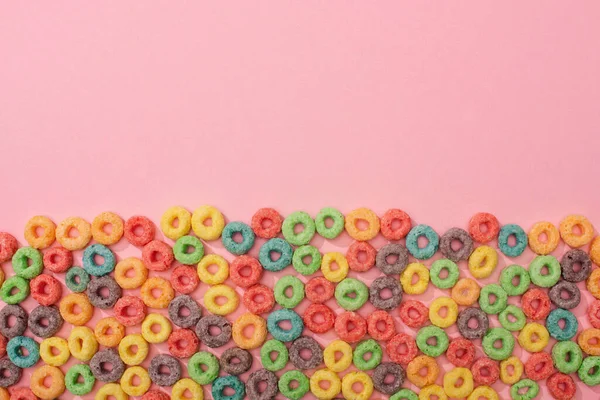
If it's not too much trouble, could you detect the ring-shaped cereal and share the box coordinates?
[468,212,500,243]
[12,247,43,279]
[118,334,149,366]
[399,300,429,328]
[92,212,124,245]
[528,221,560,255]
[173,235,204,265]
[24,216,56,249]
[197,254,229,285]
[40,337,70,366]
[467,386,499,400]
[341,371,373,400]
[578,355,600,386]
[141,313,172,344]
[94,317,125,348]
[170,265,200,294]
[547,372,576,400]
[510,379,539,400]
[345,207,380,241]
[258,238,293,272]
[321,252,349,282]
[120,366,151,396]
[188,351,219,385]
[260,339,289,371]
[172,378,203,400]
[232,312,267,350]
[500,356,523,385]
[498,224,528,257]
[95,383,128,400]
[140,277,175,309]
[429,259,459,289]
[191,205,225,241]
[552,341,583,374]
[59,293,93,326]
[309,369,341,400]
[406,224,439,260]
[160,206,192,240]
[529,255,561,287]
[305,277,334,304]
[559,214,594,247]
[251,208,283,239]
[367,310,396,341]
[267,309,304,342]
[524,352,554,380]
[124,215,156,246]
[381,208,411,240]
[114,257,148,289]
[416,326,449,357]
[522,288,551,320]
[315,207,345,239]
[65,364,95,396]
[400,263,429,294]
[292,245,321,275]
[204,284,239,315]
[68,326,98,362]
[429,297,458,328]
[500,264,530,296]
[443,367,474,398]
[243,284,275,314]
[274,276,305,309]
[282,211,316,246]
[30,274,62,305]
[498,305,526,332]
[221,221,255,255]
[212,375,245,400]
[451,278,480,306]
[55,216,92,250]
[578,328,600,355]
[230,255,262,287]
[419,384,447,400]
[279,370,309,400]
[479,284,508,315]
[482,327,514,361]
[346,241,376,272]
[591,236,600,266]
[353,339,383,371]
[546,308,578,341]
[386,333,418,365]
[471,357,499,386]
[589,300,600,328]
[0,276,29,304]
[446,338,475,367]
[324,340,353,372]
[83,243,116,277]
[42,246,72,273]
[7,336,39,368]
[468,245,498,279]
[30,365,65,399]
[588,269,600,299]
[406,355,439,388]
[335,278,368,311]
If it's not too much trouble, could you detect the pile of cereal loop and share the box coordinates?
[0,207,599,400]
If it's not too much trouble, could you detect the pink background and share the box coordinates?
[2,2,600,399]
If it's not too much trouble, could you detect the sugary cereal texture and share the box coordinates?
[246,368,278,400]
[149,354,181,387]
[0,233,18,263]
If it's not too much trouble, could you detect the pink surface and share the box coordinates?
[1,2,600,399]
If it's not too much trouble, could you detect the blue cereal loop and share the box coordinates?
[82,244,116,277]
[7,336,40,368]
[405,224,439,260]
[498,224,528,257]
[221,222,255,255]
[546,308,578,341]
[259,238,293,272]
[267,309,304,342]
[212,375,246,400]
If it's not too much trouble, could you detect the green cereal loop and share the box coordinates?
[260,339,289,371]
[315,207,345,239]
[498,305,526,332]
[578,355,600,386]
[353,339,383,371]
[482,327,514,361]
[65,363,96,395]
[292,245,322,275]
[65,266,90,293]
[334,278,368,311]
[429,258,459,289]
[173,235,204,265]
[188,351,220,385]
[0,276,30,304]
[278,369,309,400]
[390,389,419,400]
[510,379,539,400]
[12,247,43,279]
[282,211,316,246]
[552,341,583,374]
[416,326,449,357]
[479,284,508,314]
[529,255,561,288]
[274,276,305,309]
[500,265,531,296]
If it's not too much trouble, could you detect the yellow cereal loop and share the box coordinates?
[232,312,267,349]
[400,262,430,294]
[429,297,458,328]
[24,215,56,249]
[114,257,148,289]
[345,208,380,241]
[95,383,128,400]
[518,323,549,353]
[68,326,98,362]
[468,245,498,279]
[191,205,225,241]
[118,334,149,366]
[172,378,204,400]
[40,337,70,366]
[324,340,353,372]
[161,206,192,240]
[95,317,126,347]
[321,252,349,283]
[419,384,448,400]
[442,368,473,398]
[56,216,92,250]
[120,366,151,396]
[341,371,373,400]
[92,211,124,245]
[467,386,499,400]
[500,356,523,385]
[140,277,175,309]
[197,254,229,285]
[559,214,594,248]
[590,236,600,266]
[30,365,65,399]
[141,313,172,344]
[204,284,239,315]
[528,221,560,255]
[310,369,341,400]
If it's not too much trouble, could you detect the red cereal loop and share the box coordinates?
[305,277,335,304]
[471,357,499,385]
[230,256,263,288]
[0,335,7,357]
[42,247,72,273]
[251,208,283,239]
[346,241,376,272]
[380,209,412,241]
[243,284,275,315]
[398,300,429,328]
[0,233,18,263]
[446,338,476,367]
[29,274,62,306]
[334,312,367,343]
[8,387,37,400]
[589,300,600,329]
[525,352,555,381]
[113,296,147,327]
[468,212,500,243]
[367,310,396,341]
[124,216,156,247]
[170,265,200,294]
[522,288,551,320]
[142,240,174,271]
[167,329,200,358]
[387,333,418,365]
[303,303,335,334]
[141,390,170,400]
[547,372,576,400]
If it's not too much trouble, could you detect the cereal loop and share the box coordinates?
[204,284,239,315]
[59,293,93,326]
[251,208,283,239]
[160,206,191,240]
[400,263,429,295]
[197,254,229,285]
[451,278,480,306]
[468,245,498,279]
[55,216,92,250]
[381,209,411,240]
[140,277,175,309]
[232,312,267,350]
[578,328,600,355]
[345,207,380,241]
[114,257,148,289]
[124,215,156,246]
[310,369,341,400]
[500,356,523,385]
[468,212,500,243]
[24,216,56,249]
[191,205,225,241]
[406,355,439,388]
[528,221,560,255]
[559,214,593,247]
[91,212,124,245]
[443,367,474,398]
[30,365,65,399]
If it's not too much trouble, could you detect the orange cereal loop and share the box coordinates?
[406,355,439,388]
[345,208,380,241]
[95,317,126,347]
[30,365,65,400]
[591,236,600,266]
[92,212,124,245]
[24,215,56,249]
[528,221,559,255]
[56,217,92,250]
[114,257,149,289]
[451,278,481,306]
[0,267,4,288]
[59,293,94,325]
[578,328,600,356]
[140,277,175,309]
[232,312,267,350]
[559,214,594,248]
[0,388,8,400]
[587,269,600,299]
